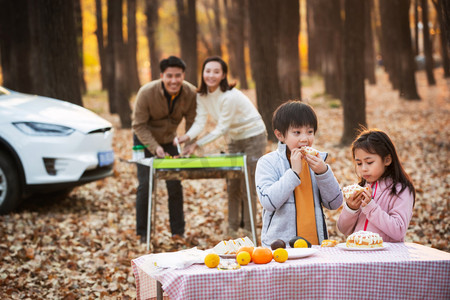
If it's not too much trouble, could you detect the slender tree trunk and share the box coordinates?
[107,1,117,113]
[421,0,436,85]
[204,0,222,56]
[277,0,301,101]
[146,0,161,81]
[306,0,320,74]
[414,0,420,56]
[364,0,376,85]
[248,0,282,142]
[432,0,450,77]
[0,0,33,93]
[127,0,141,92]
[176,0,198,86]
[341,0,366,145]
[74,0,87,94]
[95,0,107,90]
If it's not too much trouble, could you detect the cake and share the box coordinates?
[346,231,383,248]
[321,239,338,247]
[212,236,254,255]
[342,183,369,199]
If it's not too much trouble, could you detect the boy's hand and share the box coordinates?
[290,148,303,175]
[304,154,327,175]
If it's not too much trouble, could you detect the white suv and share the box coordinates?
[0,87,114,214]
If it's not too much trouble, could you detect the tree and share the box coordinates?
[107,0,132,128]
[74,0,87,94]
[364,0,376,85]
[202,0,223,57]
[176,0,198,86]
[95,0,108,90]
[145,0,161,81]
[127,0,141,92]
[248,0,283,142]
[306,0,320,74]
[277,0,301,101]
[224,0,248,89]
[341,0,366,145]
[431,0,450,77]
[421,0,436,85]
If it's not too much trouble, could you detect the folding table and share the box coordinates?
[138,154,257,251]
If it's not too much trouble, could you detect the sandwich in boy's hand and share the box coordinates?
[342,183,369,199]
[300,146,320,157]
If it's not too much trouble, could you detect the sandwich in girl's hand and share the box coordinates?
[342,183,369,199]
[300,146,320,157]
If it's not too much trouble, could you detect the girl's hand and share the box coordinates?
[304,154,327,175]
[176,135,190,144]
[346,192,362,210]
[360,186,373,207]
[290,148,303,175]
[182,143,198,156]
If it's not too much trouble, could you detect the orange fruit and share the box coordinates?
[237,246,254,258]
[273,248,288,263]
[294,239,308,248]
[236,251,251,265]
[204,253,220,268]
[252,247,273,264]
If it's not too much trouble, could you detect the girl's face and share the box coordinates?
[275,125,315,152]
[203,61,225,92]
[354,148,392,184]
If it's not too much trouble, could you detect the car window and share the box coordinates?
[0,86,11,95]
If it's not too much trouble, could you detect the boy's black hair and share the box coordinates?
[272,100,318,136]
[160,56,186,73]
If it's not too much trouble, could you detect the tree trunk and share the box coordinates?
[176,0,198,86]
[421,0,436,85]
[432,0,450,77]
[364,0,376,85]
[204,0,222,56]
[440,0,450,45]
[248,0,282,142]
[306,0,320,74]
[127,0,141,92]
[74,0,87,94]
[0,0,33,93]
[30,0,82,105]
[341,0,366,145]
[414,0,420,56]
[224,0,248,89]
[95,0,107,90]
[145,0,161,81]
[277,0,301,101]
[107,0,132,127]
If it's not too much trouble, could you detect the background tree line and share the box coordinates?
[1,0,449,144]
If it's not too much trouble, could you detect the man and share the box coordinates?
[132,56,197,242]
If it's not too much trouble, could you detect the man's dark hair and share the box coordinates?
[160,56,186,73]
[272,100,318,136]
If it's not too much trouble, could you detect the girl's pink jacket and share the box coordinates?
[337,178,414,242]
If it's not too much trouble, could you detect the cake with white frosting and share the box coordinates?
[346,231,383,248]
[212,236,254,255]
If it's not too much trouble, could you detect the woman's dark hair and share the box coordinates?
[352,128,416,202]
[160,56,186,73]
[198,56,236,95]
[272,100,318,136]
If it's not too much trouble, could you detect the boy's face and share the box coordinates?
[275,125,315,152]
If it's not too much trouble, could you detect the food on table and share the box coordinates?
[294,239,309,248]
[217,260,241,270]
[289,236,311,248]
[212,236,255,255]
[346,230,383,248]
[342,183,369,199]
[321,239,338,247]
[270,239,286,250]
[273,248,288,263]
[300,146,320,157]
[204,253,220,268]
[236,251,252,266]
[252,247,273,264]
[236,246,255,258]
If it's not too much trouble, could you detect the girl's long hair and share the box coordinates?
[197,56,235,95]
[352,128,416,203]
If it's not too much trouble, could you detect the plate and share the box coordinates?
[285,248,318,259]
[336,243,389,251]
[218,254,236,258]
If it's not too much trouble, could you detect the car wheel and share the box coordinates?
[0,150,22,214]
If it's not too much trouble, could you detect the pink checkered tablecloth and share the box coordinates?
[131,242,450,300]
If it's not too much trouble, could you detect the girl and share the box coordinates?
[175,56,267,238]
[337,129,415,242]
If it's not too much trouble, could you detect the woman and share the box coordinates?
[176,56,267,238]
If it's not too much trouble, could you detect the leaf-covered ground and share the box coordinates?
[0,70,448,298]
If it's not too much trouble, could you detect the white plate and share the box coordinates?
[218,254,236,258]
[336,243,389,251]
[285,248,318,259]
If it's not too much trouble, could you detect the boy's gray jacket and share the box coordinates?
[255,142,343,247]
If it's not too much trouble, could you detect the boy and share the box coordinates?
[255,101,343,247]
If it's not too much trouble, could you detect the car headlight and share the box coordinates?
[13,122,75,136]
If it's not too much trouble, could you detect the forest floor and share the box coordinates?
[0,69,448,298]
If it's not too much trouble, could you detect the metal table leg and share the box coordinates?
[243,155,257,246]
[146,158,154,251]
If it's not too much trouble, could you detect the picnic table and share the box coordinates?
[131,242,450,300]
